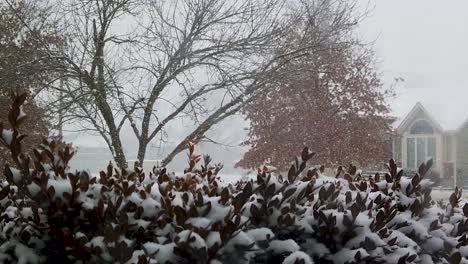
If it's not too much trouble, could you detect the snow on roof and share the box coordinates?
[394,101,468,132]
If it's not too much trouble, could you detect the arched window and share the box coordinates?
[410,119,434,134]
[406,119,436,169]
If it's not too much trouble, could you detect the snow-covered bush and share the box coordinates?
[0,93,468,264]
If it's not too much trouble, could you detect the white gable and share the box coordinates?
[396,102,443,133]
[395,102,468,133]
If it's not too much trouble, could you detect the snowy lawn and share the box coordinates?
[431,188,468,201]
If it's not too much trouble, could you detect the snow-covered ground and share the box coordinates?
[431,188,468,201]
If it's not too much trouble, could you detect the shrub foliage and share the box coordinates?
[0,93,467,264]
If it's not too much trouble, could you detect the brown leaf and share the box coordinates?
[449,192,458,208]
[345,191,352,204]
[220,187,230,205]
[344,173,353,182]
[411,174,420,188]
[0,185,10,200]
[429,220,440,231]
[188,142,195,155]
[449,252,461,264]
[301,147,310,161]
[388,159,397,177]
[243,182,253,197]
[375,173,380,182]
[4,165,13,183]
[348,164,357,175]
[397,253,409,264]
[376,210,384,224]
[48,186,56,198]
[63,192,72,201]
[266,183,276,198]
[196,192,204,207]
[288,165,296,183]
[388,236,397,246]
[463,203,468,217]
[319,165,325,173]
[354,250,361,261]
[284,187,297,200]
[350,203,360,220]
[335,166,343,178]
[318,186,327,200]
[407,255,417,263]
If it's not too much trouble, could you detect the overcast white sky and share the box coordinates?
[359,0,468,129]
[68,0,468,171]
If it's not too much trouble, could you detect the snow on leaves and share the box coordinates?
[0,93,468,264]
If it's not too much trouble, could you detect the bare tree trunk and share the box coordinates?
[137,138,147,165]
[93,14,128,168]
[111,134,127,168]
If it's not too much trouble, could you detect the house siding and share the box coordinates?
[457,126,468,182]
[394,136,402,166]
[443,135,450,162]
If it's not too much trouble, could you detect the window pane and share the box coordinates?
[410,120,434,134]
[417,138,425,167]
[446,136,452,161]
[427,137,436,166]
[407,138,415,169]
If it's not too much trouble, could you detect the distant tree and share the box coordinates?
[237,32,394,170]
[0,0,61,169]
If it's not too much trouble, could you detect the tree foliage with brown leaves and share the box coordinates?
[0,0,61,169]
[0,96,48,170]
[237,44,394,170]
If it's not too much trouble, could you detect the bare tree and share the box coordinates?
[13,0,367,169]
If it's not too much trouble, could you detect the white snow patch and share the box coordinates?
[283,251,313,264]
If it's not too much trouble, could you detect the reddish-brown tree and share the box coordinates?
[237,45,394,170]
[0,0,60,169]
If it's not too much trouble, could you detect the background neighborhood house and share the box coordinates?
[391,102,468,187]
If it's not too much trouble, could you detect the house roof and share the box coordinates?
[395,102,468,133]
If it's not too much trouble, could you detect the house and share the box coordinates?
[392,102,468,187]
